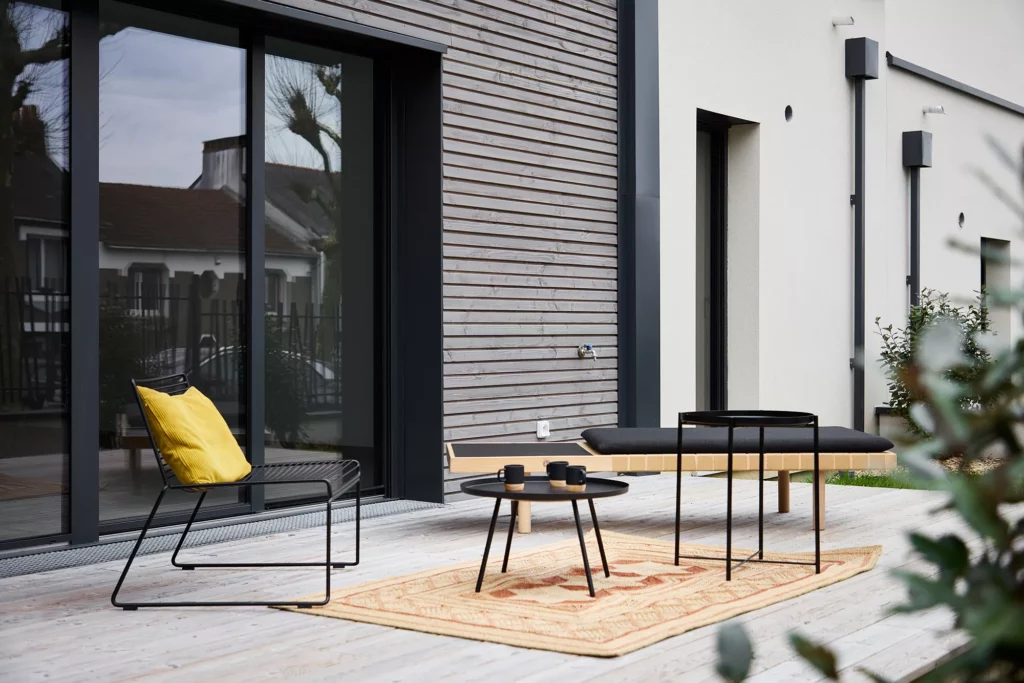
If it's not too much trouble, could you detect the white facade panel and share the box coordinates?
[658,0,1024,429]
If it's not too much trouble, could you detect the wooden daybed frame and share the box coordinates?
[446,441,897,534]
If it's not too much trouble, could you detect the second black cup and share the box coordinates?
[545,460,568,488]
[497,464,525,491]
[566,465,587,492]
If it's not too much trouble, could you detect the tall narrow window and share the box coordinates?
[0,0,71,544]
[97,1,246,526]
[981,237,1011,348]
[263,38,380,504]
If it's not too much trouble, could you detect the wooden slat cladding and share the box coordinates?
[319,0,617,445]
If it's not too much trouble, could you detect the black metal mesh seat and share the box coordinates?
[174,460,362,499]
[111,373,361,610]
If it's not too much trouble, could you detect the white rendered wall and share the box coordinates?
[658,0,886,427]
[658,0,1024,429]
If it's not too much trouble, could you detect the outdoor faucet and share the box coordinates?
[577,344,598,361]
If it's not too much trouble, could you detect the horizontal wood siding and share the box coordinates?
[307,0,618,469]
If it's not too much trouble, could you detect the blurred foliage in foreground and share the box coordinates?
[717,143,1024,682]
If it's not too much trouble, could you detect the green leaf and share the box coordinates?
[908,533,969,579]
[945,475,1010,547]
[891,570,961,613]
[789,632,838,680]
[716,622,753,682]
[856,668,894,683]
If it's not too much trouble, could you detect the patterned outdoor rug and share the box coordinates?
[279,531,881,657]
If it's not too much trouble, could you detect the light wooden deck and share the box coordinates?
[0,475,968,682]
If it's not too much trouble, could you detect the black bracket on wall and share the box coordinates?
[902,130,933,308]
[846,37,878,433]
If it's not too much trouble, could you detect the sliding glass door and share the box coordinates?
[0,0,388,548]
[262,39,381,505]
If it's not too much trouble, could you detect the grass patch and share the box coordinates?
[825,470,935,490]
[790,468,937,490]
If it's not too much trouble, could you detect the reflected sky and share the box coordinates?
[99,27,244,188]
[97,27,345,189]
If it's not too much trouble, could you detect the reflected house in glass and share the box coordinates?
[8,128,340,448]
[93,136,338,447]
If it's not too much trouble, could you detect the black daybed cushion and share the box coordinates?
[581,427,894,455]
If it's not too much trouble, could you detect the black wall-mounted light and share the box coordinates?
[902,130,933,308]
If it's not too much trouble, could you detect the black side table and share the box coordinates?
[461,476,629,597]
[674,410,820,580]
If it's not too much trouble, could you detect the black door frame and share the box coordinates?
[696,112,728,411]
[3,0,444,552]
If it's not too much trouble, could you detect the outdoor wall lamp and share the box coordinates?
[922,105,946,115]
[903,131,933,308]
[832,16,855,27]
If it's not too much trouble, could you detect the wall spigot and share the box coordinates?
[577,344,598,361]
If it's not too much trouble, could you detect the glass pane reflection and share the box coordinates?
[0,1,70,543]
[98,2,246,524]
[263,38,379,504]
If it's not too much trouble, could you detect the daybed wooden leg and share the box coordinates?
[815,470,826,531]
[518,501,532,534]
[778,471,790,513]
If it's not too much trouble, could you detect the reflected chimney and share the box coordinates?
[196,135,245,192]
[13,105,47,155]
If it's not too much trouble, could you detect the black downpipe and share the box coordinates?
[852,78,866,433]
[845,38,878,434]
[908,168,921,307]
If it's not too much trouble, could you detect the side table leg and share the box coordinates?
[814,469,827,531]
[588,499,610,577]
[726,426,734,581]
[501,501,518,573]
[814,420,821,573]
[758,427,765,560]
[571,500,595,597]
[475,498,502,593]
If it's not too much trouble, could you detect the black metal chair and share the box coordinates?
[111,373,361,610]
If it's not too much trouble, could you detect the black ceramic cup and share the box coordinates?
[545,460,568,487]
[497,464,525,491]
[566,465,587,492]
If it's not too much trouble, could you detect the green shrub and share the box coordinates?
[876,289,992,439]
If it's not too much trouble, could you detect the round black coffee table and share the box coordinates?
[461,476,629,597]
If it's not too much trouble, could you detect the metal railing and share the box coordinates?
[0,277,343,414]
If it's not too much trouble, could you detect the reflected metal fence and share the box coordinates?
[0,277,342,413]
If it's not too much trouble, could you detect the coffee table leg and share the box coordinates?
[501,501,518,573]
[476,498,502,593]
[571,500,596,597]
[588,499,610,577]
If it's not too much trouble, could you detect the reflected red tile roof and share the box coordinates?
[99,183,312,256]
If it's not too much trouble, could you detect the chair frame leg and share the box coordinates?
[170,482,361,570]
[110,480,361,610]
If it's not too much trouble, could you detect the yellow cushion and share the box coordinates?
[136,386,251,485]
